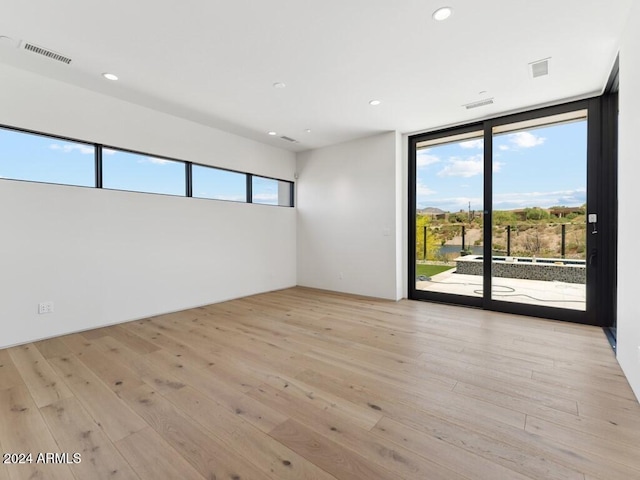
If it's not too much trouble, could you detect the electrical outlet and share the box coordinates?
[38,301,54,314]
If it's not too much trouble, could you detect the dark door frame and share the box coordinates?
[408,95,618,327]
[408,122,484,310]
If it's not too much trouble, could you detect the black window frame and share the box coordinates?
[100,146,188,197]
[409,95,617,327]
[191,163,248,204]
[0,123,295,208]
[0,124,98,189]
[250,174,295,207]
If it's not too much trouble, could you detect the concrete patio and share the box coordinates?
[416,268,586,310]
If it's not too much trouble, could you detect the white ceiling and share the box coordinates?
[0,0,632,152]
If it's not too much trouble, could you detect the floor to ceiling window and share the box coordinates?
[490,110,587,311]
[414,128,485,302]
[409,98,616,325]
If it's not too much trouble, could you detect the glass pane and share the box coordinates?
[193,165,246,202]
[277,180,292,206]
[415,132,484,297]
[0,127,94,187]
[491,114,587,310]
[103,149,185,196]
[252,176,292,206]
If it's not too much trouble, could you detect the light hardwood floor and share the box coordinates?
[1,287,639,480]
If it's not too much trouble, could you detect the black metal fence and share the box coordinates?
[418,223,587,261]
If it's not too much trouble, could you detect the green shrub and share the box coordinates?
[524,207,550,221]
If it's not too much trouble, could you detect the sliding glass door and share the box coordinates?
[409,99,610,324]
[490,110,588,312]
[413,128,485,307]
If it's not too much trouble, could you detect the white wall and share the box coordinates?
[296,132,402,300]
[617,3,640,400]
[395,131,406,300]
[0,64,296,349]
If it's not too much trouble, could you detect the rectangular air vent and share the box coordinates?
[280,136,298,143]
[22,42,72,64]
[530,58,550,78]
[463,98,494,110]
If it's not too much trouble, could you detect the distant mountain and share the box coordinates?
[418,207,446,214]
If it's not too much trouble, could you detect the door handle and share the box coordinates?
[589,249,597,267]
[588,213,598,234]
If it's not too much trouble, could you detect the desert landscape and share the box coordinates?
[417,206,587,262]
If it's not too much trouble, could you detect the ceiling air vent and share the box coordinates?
[280,136,298,143]
[463,98,494,110]
[530,58,550,78]
[22,42,72,64]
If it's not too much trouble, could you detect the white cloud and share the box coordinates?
[103,149,117,155]
[436,155,503,178]
[198,193,245,202]
[221,195,246,202]
[417,196,483,212]
[253,193,277,201]
[437,155,482,178]
[416,149,440,167]
[416,180,436,196]
[138,156,172,165]
[493,188,586,209]
[508,131,545,148]
[459,139,484,149]
[498,145,510,151]
[49,143,94,155]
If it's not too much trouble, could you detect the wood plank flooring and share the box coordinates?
[1,287,639,479]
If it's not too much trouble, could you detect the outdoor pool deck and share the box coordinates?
[416,269,586,311]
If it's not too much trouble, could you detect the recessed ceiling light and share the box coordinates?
[102,72,118,81]
[432,6,453,21]
[304,129,312,133]
[268,131,278,136]
[369,100,381,106]
[273,82,286,88]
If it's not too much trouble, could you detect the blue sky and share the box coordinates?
[416,120,587,212]
[0,127,280,204]
[2,122,584,211]
[0,129,95,186]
